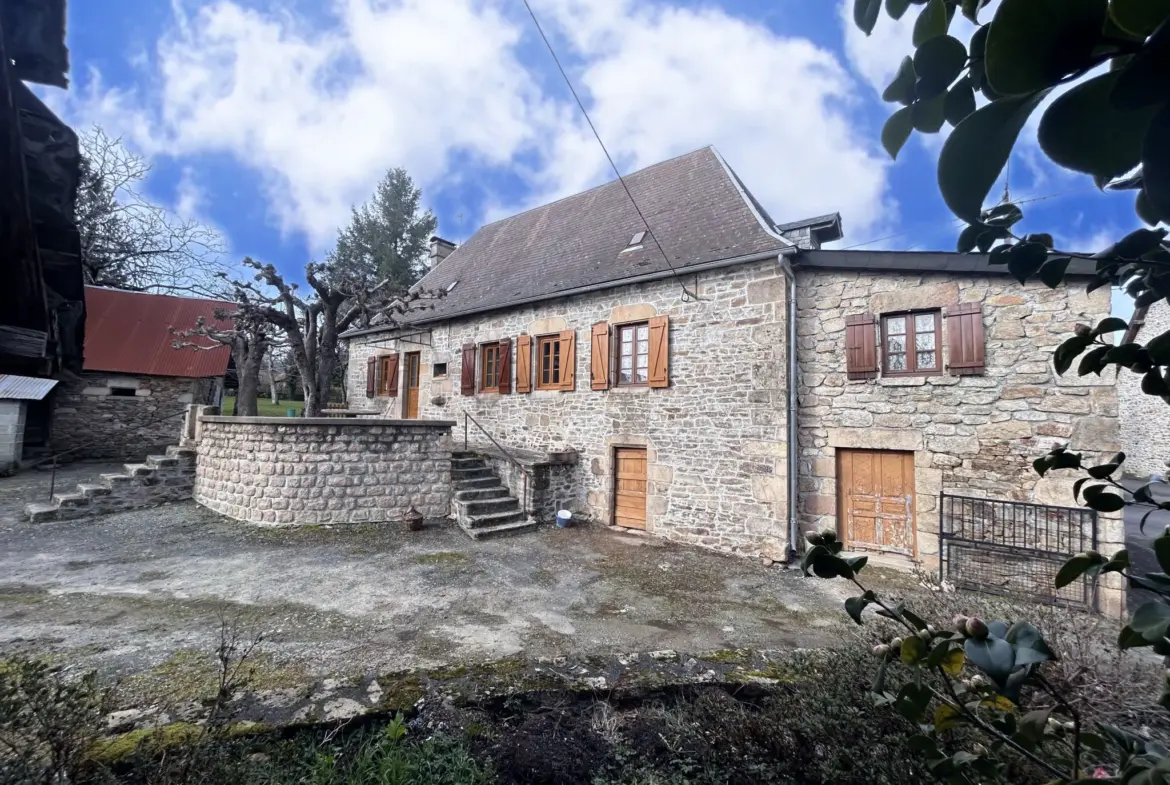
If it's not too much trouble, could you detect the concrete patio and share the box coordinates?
[0,462,859,687]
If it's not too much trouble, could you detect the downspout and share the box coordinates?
[780,256,800,563]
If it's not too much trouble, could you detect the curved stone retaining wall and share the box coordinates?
[194,417,454,526]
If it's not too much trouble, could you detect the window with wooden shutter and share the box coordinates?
[558,329,576,391]
[647,315,669,388]
[381,353,400,396]
[516,335,532,393]
[591,322,610,390]
[365,356,376,396]
[460,343,476,395]
[845,313,878,379]
[497,338,512,394]
[882,311,941,376]
[946,303,986,375]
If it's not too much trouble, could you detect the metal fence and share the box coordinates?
[939,493,1099,611]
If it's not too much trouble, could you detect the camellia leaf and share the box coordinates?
[1038,70,1161,180]
[940,649,965,676]
[1100,226,1169,259]
[1156,532,1170,574]
[963,636,1015,687]
[1006,242,1049,284]
[1119,623,1151,649]
[901,634,926,664]
[1111,18,1170,112]
[943,79,977,127]
[1147,328,1170,365]
[913,0,949,46]
[1105,342,1143,367]
[902,607,930,631]
[1018,707,1052,742]
[1137,188,1163,226]
[934,703,962,732]
[912,93,947,133]
[882,106,915,160]
[1109,0,1170,38]
[894,683,933,722]
[1130,600,1170,640]
[1053,334,1092,376]
[1078,345,1110,376]
[1093,316,1129,335]
[984,0,1108,97]
[1143,368,1170,395]
[938,92,1049,224]
[1143,104,1170,224]
[1085,490,1126,513]
[886,0,913,21]
[957,223,983,253]
[1055,554,1096,588]
[1023,232,1055,248]
[854,0,883,35]
[914,35,968,100]
[1037,256,1072,288]
[883,56,918,105]
[845,595,870,624]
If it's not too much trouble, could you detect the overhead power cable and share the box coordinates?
[520,0,699,301]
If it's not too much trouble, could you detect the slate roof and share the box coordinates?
[83,287,235,378]
[398,146,792,326]
[797,249,1098,276]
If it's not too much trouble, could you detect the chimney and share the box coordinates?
[427,236,456,269]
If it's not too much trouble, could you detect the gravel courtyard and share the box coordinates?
[1,462,858,687]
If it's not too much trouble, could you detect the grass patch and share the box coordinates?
[414,552,469,566]
[123,649,308,704]
[221,396,303,417]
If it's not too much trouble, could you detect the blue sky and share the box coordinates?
[49,0,1141,309]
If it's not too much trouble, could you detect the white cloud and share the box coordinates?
[63,0,894,250]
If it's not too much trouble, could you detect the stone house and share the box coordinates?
[340,147,1122,598]
[1120,300,1170,479]
[48,287,232,461]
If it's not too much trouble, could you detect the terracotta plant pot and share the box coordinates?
[404,506,424,532]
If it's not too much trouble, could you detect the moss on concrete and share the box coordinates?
[414,552,469,566]
[89,722,203,764]
[124,649,308,704]
[697,648,751,665]
[375,671,426,710]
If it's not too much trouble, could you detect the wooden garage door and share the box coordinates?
[613,448,647,530]
[838,449,915,556]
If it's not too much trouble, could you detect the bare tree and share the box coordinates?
[171,304,281,417]
[77,127,226,294]
[227,258,438,416]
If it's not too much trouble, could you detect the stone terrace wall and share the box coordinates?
[794,269,1123,612]
[194,417,455,526]
[51,372,218,460]
[1120,300,1170,478]
[345,258,792,559]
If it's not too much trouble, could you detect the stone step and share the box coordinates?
[451,457,486,470]
[461,518,540,540]
[451,466,493,481]
[461,496,520,516]
[77,483,112,498]
[453,475,500,490]
[24,502,60,523]
[451,451,480,460]
[146,455,179,469]
[165,445,198,460]
[101,473,134,489]
[123,463,154,477]
[454,486,510,502]
[53,492,90,508]
[463,509,529,529]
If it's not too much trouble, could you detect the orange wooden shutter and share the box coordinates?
[648,315,670,388]
[516,335,532,393]
[591,322,610,390]
[365,356,376,396]
[946,303,986,375]
[558,329,576,391]
[497,338,512,394]
[845,314,878,380]
[460,343,477,395]
[384,353,400,396]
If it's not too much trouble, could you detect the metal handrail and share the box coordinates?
[462,411,531,516]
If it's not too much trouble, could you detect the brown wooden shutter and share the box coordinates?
[648,315,670,388]
[516,335,532,393]
[460,343,477,395]
[384,353,401,397]
[845,313,878,380]
[946,303,986,375]
[591,322,610,390]
[365,356,376,396]
[497,338,512,394]
[558,330,576,391]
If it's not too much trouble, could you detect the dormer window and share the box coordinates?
[621,231,646,254]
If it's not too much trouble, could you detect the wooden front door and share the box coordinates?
[613,447,647,530]
[838,449,916,556]
[403,352,421,419]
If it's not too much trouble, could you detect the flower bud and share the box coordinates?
[873,644,890,657]
[965,617,989,640]
[891,637,904,650]
[819,528,837,542]
[1074,323,1092,338]
[953,614,970,634]
[917,629,932,642]
[804,531,824,546]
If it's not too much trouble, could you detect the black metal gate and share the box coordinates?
[939,493,1099,611]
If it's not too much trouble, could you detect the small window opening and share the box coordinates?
[110,388,137,397]
[620,231,646,254]
[433,362,448,378]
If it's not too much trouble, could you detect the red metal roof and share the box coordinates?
[83,287,235,378]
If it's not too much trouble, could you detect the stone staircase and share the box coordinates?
[24,446,197,523]
[451,451,537,540]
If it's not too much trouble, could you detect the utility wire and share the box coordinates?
[520,0,699,301]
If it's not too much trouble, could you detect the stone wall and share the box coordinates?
[0,400,27,474]
[1120,300,1170,478]
[468,442,579,523]
[794,269,1124,613]
[345,258,792,559]
[51,372,219,460]
[194,417,455,526]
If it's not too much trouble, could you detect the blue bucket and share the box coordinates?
[555,510,572,528]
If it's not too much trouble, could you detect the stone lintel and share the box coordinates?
[827,427,924,452]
